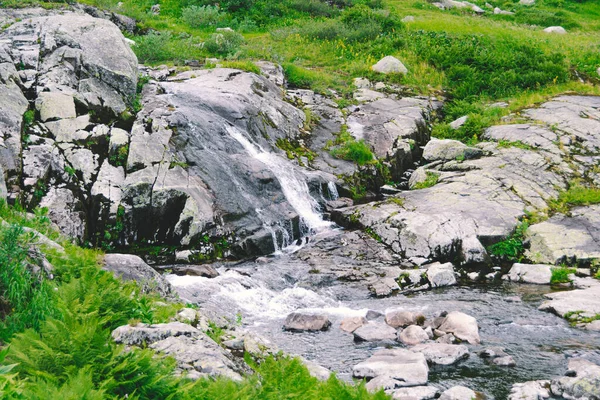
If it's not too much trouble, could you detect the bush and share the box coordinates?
[487,220,529,262]
[181,5,227,28]
[204,30,245,56]
[134,31,174,64]
[551,266,576,284]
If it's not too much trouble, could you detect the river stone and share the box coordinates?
[283,312,331,332]
[386,310,418,328]
[366,375,406,392]
[449,115,468,130]
[398,325,429,346]
[539,286,600,324]
[103,253,173,297]
[479,347,508,359]
[425,262,457,287]
[340,316,368,333]
[509,380,551,400]
[439,386,478,400]
[352,348,429,386]
[354,322,397,342]
[410,343,469,365]
[172,265,219,278]
[543,26,566,34]
[111,322,200,346]
[422,138,483,162]
[391,386,439,400]
[492,355,516,367]
[35,92,76,122]
[437,311,480,345]
[302,358,332,381]
[551,358,600,399]
[372,56,408,75]
[505,263,553,284]
[526,206,600,266]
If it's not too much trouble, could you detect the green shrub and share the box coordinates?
[204,30,245,56]
[331,139,374,165]
[181,5,227,28]
[134,31,175,64]
[412,172,439,189]
[487,220,529,262]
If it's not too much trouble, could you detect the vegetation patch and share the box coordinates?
[487,220,529,262]
[550,266,576,284]
[412,171,439,190]
[329,126,374,166]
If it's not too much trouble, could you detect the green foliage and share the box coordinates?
[330,126,374,165]
[181,5,227,28]
[550,266,575,284]
[276,137,317,166]
[487,220,529,262]
[133,31,175,64]
[109,145,129,168]
[22,110,35,131]
[204,30,245,56]
[412,172,439,190]
[497,140,533,150]
[0,225,57,341]
[550,183,600,213]
[206,321,225,344]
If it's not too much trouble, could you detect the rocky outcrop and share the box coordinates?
[103,253,173,297]
[550,358,600,399]
[539,285,600,326]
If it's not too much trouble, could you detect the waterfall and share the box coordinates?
[327,181,339,200]
[226,126,331,236]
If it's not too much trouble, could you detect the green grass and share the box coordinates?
[550,266,575,284]
[412,171,439,190]
[487,220,529,262]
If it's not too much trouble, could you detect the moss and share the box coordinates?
[412,172,439,190]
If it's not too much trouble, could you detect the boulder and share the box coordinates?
[519,0,534,4]
[103,253,173,297]
[372,56,408,75]
[539,286,600,325]
[437,311,480,345]
[283,312,331,332]
[504,263,552,284]
[551,358,600,399]
[410,343,469,365]
[449,115,468,130]
[111,322,200,346]
[301,359,331,381]
[35,92,77,122]
[422,139,483,162]
[386,310,419,328]
[340,316,368,333]
[425,262,457,287]
[172,265,219,278]
[391,386,439,400]
[353,348,429,386]
[39,187,85,241]
[509,380,551,400]
[543,26,566,34]
[398,325,429,346]
[354,322,397,342]
[439,386,478,400]
[492,356,516,367]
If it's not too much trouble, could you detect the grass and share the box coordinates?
[329,126,374,166]
[487,220,529,262]
[412,171,439,190]
[550,183,600,213]
[550,266,575,284]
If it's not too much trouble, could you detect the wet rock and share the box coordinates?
[372,56,408,75]
[437,311,480,345]
[302,358,331,381]
[398,325,429,346]
[425,262,457,287]
[390,385,439,400]
[493,356,516,367]
[551,358,600,399]
[172,265,219,278]
[479,347,508,359]
[111,322,200,346]
[539,286,600,325]
[439,386,478,400]
[504,263,552,285]
[354,322,397,342]
[370,277,400,297]
[509,380,551,400]
[410,343,469,365]
[353,348,429,386]
[435,333,457,344]
[103,253,173,297]
[283,312,331,332]
[386,310,419,328]
[340,316,368,333]
[526,206,600,266]
[422,139,483,162]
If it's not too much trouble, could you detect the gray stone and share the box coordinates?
[422,138,483,162]
[255,61,285,87]
[439,386,478,400]
[410,343,469,365]
[354,322,397,342]
[301,359,331,381]
[372,56,408,75]
[505,263,553,285]
[539,286,600,324]
[391,386,439,400]
[172,265,219,278]
[492,356,516,367]
[353,348,429,386]
[519,0,534,4]
[551,358,600,399]
[111,322,200,346]
[494,7,514,15]
[340,316,368,333]
[39,187,85,241]
[437,311,480,345]
[425,262,457,287]
[103,253,173,297]
[509,380,551,400]
[370,277,400,297]
[35,92,76,122]
[283,312,331,332]
[398,325,429,346]
[386,310,418,328]
[449,115,468,130]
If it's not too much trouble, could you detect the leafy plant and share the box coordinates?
[204,30,245,56]
[551,266,576,284]
[181,5,227,28]
[487,220,529,262]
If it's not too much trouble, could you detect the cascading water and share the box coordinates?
[226,125,332,246]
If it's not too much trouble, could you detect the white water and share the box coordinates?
[226,125,331,233]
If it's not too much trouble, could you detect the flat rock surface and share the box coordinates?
[353,348,429,386]
[410,343,469,365]
[354,322,397,342]
[539,286,600,321]
[505,263,553,285]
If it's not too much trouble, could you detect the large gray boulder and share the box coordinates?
[111,322,200,346]
[504,263,553,285]
[422,138,483,162]
[398,325,429,346]
[283,312,331,332]
[551,358,600,399]
[103,253,173,297]
[353,348,429,386]
[371,56,408,75]
[437,311,480,345]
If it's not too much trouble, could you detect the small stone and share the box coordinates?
[340,316,368,333]
[366,310,384,320]
[543,26,567,34]
[411,343,469,365]
[492,355,516,367]
[354,322,397,342]
[519,0,534,4]
[283,313,331,332]
[353,77,371,89]
[371,56,408,75]
[449,115,468,130]
[439,386,478,400]
[505,263,553,284]
[391,385,440,399]
[398,325,429,346]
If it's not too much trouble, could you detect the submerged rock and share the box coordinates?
[283,312,331,332]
